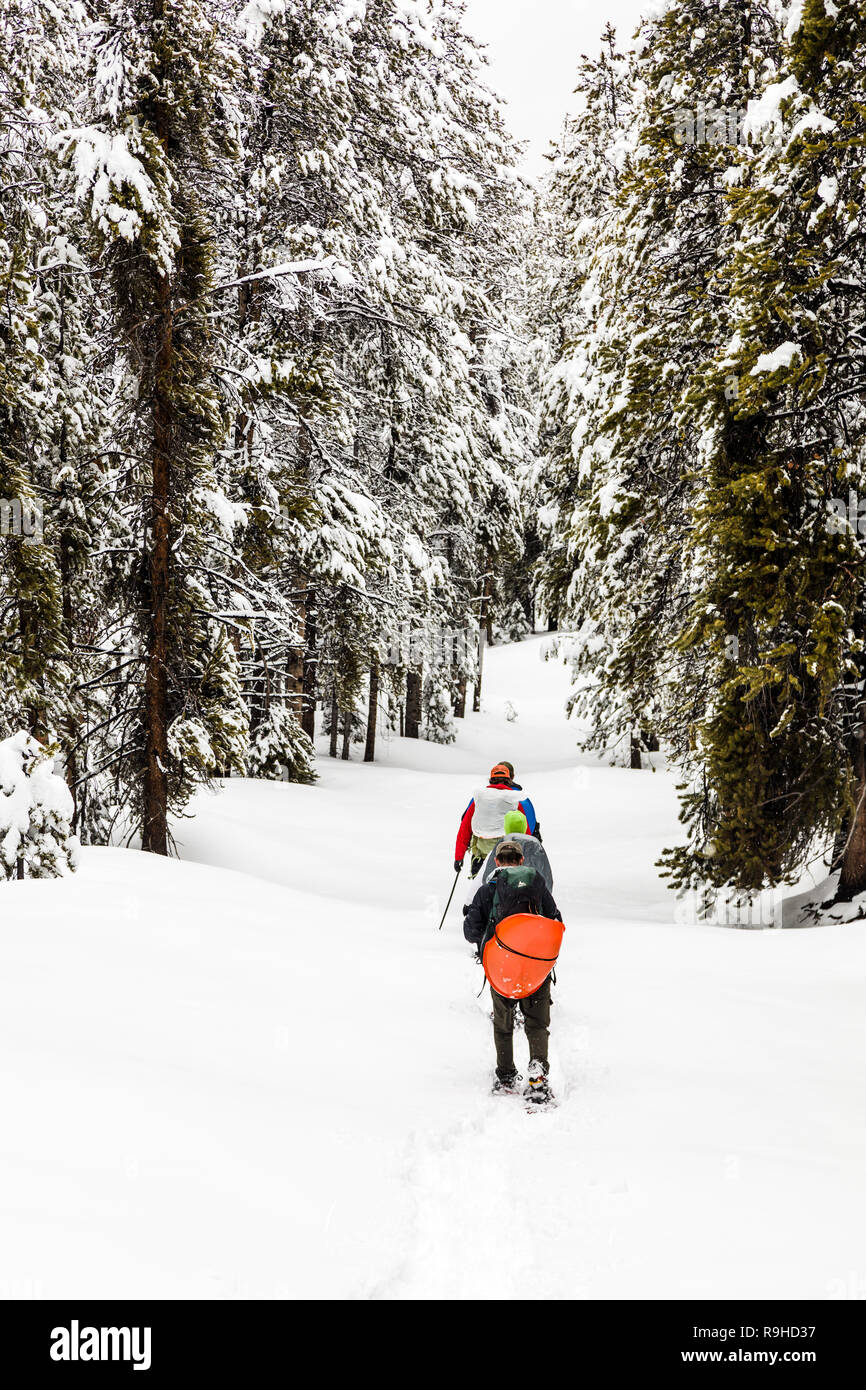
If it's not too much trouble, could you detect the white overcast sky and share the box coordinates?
[461,0,651,179]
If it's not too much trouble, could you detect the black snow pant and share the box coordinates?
[491,976,551,1079]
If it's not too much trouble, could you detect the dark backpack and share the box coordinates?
[481,865,544,954]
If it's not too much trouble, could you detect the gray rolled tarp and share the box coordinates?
[481,833,553,891]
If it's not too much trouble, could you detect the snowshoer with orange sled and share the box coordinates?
[463,838,564,1107]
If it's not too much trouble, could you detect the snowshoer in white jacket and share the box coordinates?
[454,762,539,878]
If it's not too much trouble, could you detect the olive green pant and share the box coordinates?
[491,977,551,1077]
[470,835,499,862]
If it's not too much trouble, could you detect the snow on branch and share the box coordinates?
[212,258,353,294]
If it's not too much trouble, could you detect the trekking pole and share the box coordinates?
[438,866,462,931]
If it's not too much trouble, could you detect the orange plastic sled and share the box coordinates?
[482,913,565,1000]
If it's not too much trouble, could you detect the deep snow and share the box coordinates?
[2,635,866,1299]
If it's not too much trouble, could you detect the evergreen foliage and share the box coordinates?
[536,1,866,901]
[1,0,535,859]
[0,730,79,878]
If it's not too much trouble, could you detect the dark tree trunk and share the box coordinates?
[247,654,266,736]
[142,269,172,856]
[59,532,79,827]
[473,627,486,714]
[406,668,422,739]
[474,577,490,714]
[233,275,257,470]
[630,735,642,771]
[329,687,339,759]
[364,660,379,762]
[56,298,79,826]
[301,589,317,740]
[547,613,558,632]
[287,581,306,722]
[830,822,848,870]
[341,708,351,760]
[837,714,866,900]
[454,677,467,720]
[288,420,312,721]
[232,106,261,472]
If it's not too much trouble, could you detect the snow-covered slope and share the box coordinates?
[3,636,866,1299]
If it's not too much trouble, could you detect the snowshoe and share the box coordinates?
[524,1059,555,1110]
[492,1070,523,1095]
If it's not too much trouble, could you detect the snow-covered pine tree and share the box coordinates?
[239,0,530,754]
[493,598,531,645]
[0,0,79,746]
[660,0,866,897]
[247,702,316,783]
[422,674,457,744]
[0,730,79,879]
[226,1,359,757]
[532,23,634,635]
[2,0,534,847]
[71,1,249,852]
[235,0,443,757]
[536,4,781,769]
[532,24,641,757]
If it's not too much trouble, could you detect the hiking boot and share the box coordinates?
[524,1059,551,1105]
[469,856,485,879]
[492,1069,522,1094]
